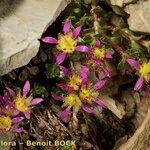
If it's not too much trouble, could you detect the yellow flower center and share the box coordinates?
[57,33,77,53]
[0,116,12,130]
[93,47,105,59]
[64,93,81,112]
[68,74,82,90]
[79,84,99,103]
[15,94,32,112]
[139,62,150,81]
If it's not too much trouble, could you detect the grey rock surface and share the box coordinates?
[108,0,150,34]
[109,0,136,7]
[0,0,71,75]
[125,0,150,33]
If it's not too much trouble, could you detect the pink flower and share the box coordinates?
[0,96,25,133]
[41,20,91,65]
[127,59,150,91]
[89,39,112,63]
[5,81,44,119]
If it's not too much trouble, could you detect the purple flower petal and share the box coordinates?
[81,76,88,85]
[1,96,11,107]
[5,87,16,99]
[51,92,63,101]
[79,66,89,84]
[80,72,88,85]
[56,83,72,93]
[13,127,24,133]
[24,112,31,119]
[103,68,111,78]
[59,106,71,121]
[59,65,70,76]
[105,52,112,59]
[93,98,106,108]
[12,117,24,124]
[63,20,71,34]
[94,79,107,90]
[0,109,3,115]
[41,37,58,44]
[82,106,93,113]
[56,52,67,65]
[76,45,91,52]
[134,77,144,91]
[56,83,67,89]
[81,66,89,73]
[31,98,43,105]
[12,110,20,116]
[23,80,30,97]
[66,86,73,93]
[127,59,140,69]
[72,26,82,39]
[95,39,101,47]
[96,59,103,66]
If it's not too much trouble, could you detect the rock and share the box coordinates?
[125,0,150,33]
[40,51,47,62]
[121,89,135,118]
[117,107,150,150]
[108,0,137,7]
[0,0,71,75]
[132,97,150,129]
[100,92,125,119]
[18,68,30,82]
[107,0,150,34]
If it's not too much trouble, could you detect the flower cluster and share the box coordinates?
[0,81,43,133]
[86,39,112,79]
[42,20,114,120]
[51,66,107,120]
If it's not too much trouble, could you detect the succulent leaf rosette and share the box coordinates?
[42,20,91,65]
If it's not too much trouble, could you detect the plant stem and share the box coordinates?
[91,0,127,55]
[92,0,99,34]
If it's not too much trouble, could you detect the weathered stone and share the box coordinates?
[100,91,125,119]
[0,0,71,75]
[117,107,150,150]
[125,0,150,33]
[108,0,137,7]
[107,0,150,34]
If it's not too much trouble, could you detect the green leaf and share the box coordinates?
[117,58,125,70]
[118,18,126,28]
[51,86,66,96]
[131,40,142,51]
[84,0,91,4]
[45,64,60,79]
[111,36,121,44]
[32,84,46,97]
